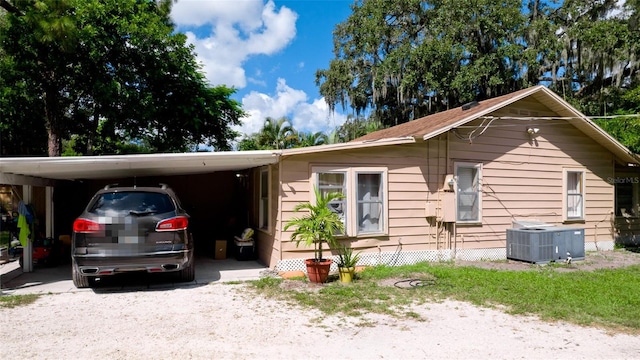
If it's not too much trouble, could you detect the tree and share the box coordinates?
[294,131,329,148]
[0,0,244,156]
[333,114,384,142]
[236,133,262,151]
[0,0,76,156]
[594,83,640,153]
[316,0,639,128]
[239,117,335,150]
[284,187,345,262]
[0,42,48,155]
[256,117,296,149]
[316,0,527,127]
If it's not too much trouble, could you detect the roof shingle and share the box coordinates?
[353,86,542,141]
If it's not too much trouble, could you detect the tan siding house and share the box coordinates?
[251,85,640,271]
[2,85,638,272]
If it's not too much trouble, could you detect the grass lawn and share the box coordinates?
[0,294,41,308]
[249,261,640,333]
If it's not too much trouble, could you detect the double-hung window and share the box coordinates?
[313,166,387,236]
[564,169,585,221]
[356,172,384,234]
[317,171,347,234]
[455,163,482,223]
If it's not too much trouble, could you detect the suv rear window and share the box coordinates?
[88,192,175,216]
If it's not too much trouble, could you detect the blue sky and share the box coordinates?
[170,0,355,138]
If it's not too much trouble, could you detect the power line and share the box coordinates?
[477,114,640,121]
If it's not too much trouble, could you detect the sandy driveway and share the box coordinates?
[1,281,639,359]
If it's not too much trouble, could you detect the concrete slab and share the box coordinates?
[1,256,270,295]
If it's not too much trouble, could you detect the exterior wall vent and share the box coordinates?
[461,101,479,110]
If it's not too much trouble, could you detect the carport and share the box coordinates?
[0,150,281,272]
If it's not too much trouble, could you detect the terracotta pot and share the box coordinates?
[338,266,355,283]
[304,258,332,283]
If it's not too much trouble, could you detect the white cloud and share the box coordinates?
[234,79,347,137]
[171,0,297,88]
[606,0,629,19]
[291,98,346,134]
[171,1,347,143]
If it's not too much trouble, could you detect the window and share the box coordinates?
[613,176,639,217]
[313,166,387,236]
[357,173,383,233]
[259,169,269,229]
[455,163,482,223]
[89,192,174,216]
[317,171,347,234]
[563,169,585,221]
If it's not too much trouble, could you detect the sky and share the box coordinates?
[170,0,355,138]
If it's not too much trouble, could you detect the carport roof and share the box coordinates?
[0,150,281,181]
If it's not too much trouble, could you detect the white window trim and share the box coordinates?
[454,162,482,224]
[259,167,270,231]
[311,165,389,237]
[562,168,586,222]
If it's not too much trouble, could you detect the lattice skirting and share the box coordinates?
[274,240,615,272]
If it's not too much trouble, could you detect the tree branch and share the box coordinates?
[0,0,23,16]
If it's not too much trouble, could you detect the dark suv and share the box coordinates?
[71,184,194,288]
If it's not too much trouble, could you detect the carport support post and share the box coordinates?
[22,185,33,273]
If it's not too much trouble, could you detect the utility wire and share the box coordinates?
[478,114,640,121]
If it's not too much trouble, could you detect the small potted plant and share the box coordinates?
[336,245,360,283]
[284,187,344,283]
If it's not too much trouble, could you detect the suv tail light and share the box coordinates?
[73,218,102,233]
[156,216,188,231]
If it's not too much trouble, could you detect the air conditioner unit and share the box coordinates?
[512,220,555,229]
[506,227,585,264]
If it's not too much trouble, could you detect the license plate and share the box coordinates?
[118,236,143,244]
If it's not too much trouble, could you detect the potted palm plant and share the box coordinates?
[284,187,344,283]
[336,245,360,283]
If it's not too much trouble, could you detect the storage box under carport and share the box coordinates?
[214,240,227,260]
[506,227,585,264]
[233,237,257,261]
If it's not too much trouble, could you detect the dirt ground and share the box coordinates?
[1,250,639,359]
[457,248,640,271]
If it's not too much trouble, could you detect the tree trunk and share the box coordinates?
[47,129,61,157]
[44,84,62,157]
[86,108,98,156]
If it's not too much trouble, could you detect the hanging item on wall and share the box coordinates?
[17,201,33,247]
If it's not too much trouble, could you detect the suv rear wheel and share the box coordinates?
[178,259,195,282]
[72,261,94,288]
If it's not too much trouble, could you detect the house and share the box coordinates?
[250,85,640,271]
[2,85,639,273]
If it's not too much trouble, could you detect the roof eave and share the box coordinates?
[281,137,417,156]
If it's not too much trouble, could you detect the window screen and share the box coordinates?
[318,172,347,233]
[456,165,480,222]
[357,173,383,233]
[566,171,584,219]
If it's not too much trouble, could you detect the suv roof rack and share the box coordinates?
[159,183,168,189]
[103,183,119,190]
